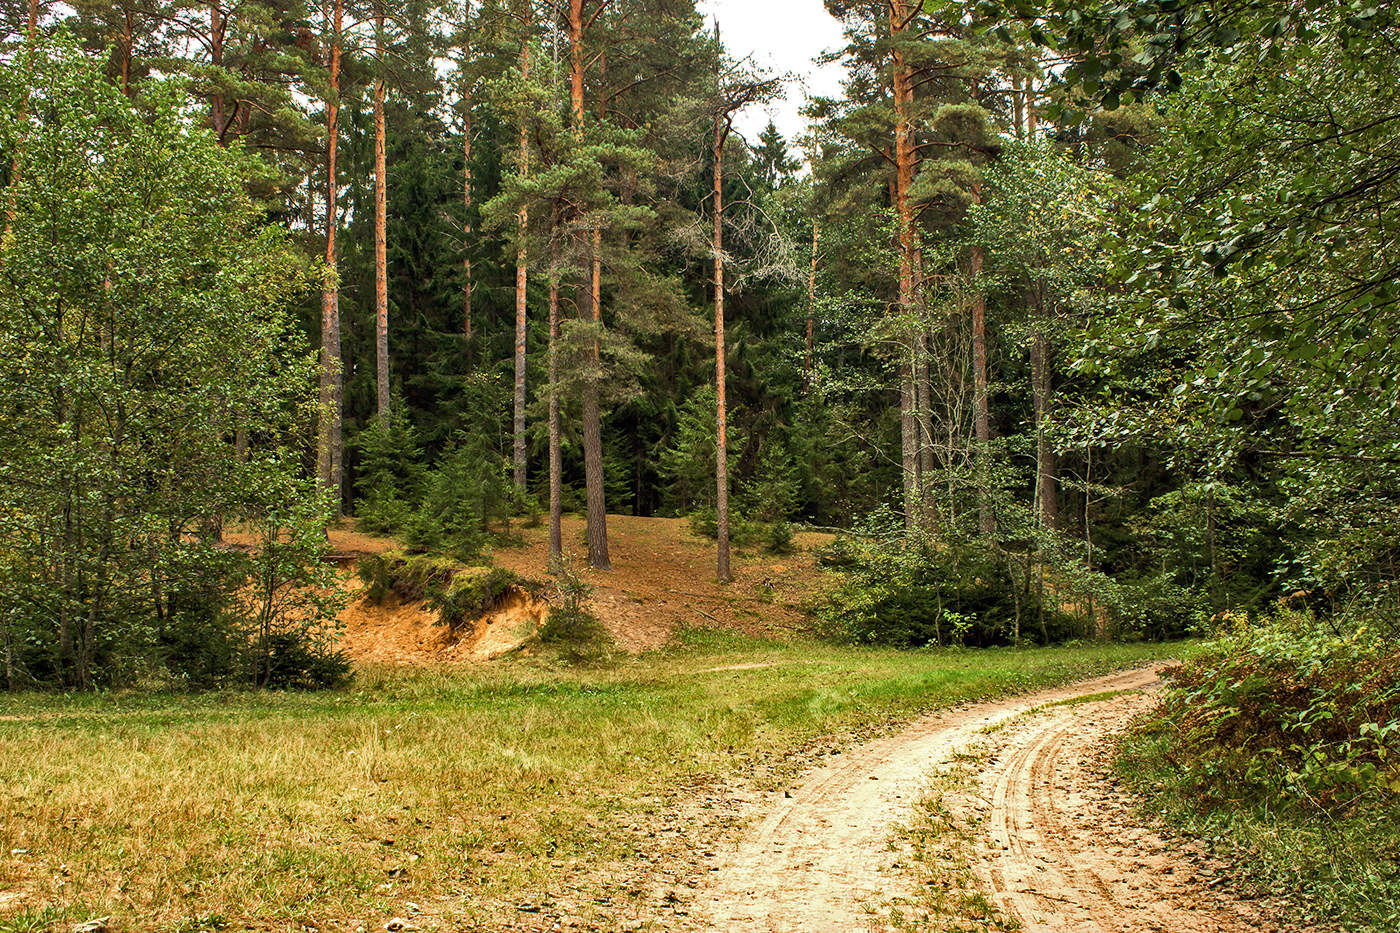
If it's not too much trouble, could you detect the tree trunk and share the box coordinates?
[210,2,226,138]
[548,209,563,567]
[570,0,610,569]
[513,39,531,493]
[1030,289,1058,530]
[889,0,919,533]
[970,183,993,536]
[714,111,731,583]
[581,231,610,569]
[914,247,935,520]
[119,10,133,96]
[317,0,344,516]
[804,220,818,389]
[373,10,390,425]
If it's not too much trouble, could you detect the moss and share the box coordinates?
[357,551,542,629]
[430,567,534,630]
[356,550,461,603]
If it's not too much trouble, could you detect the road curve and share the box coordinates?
[691,665,1209,932]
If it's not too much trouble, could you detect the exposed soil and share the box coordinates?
[958,685,1289,933]
[336,583,548,666]
[682,666,1286,933]
[312,515,834,661]
[490,515,834,652]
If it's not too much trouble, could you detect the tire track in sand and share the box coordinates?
[691,665,1187,932]
[967,685,1283,933]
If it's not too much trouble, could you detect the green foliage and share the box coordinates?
[686,508,760,549]
[356,551,460,604]
[763,521,796,556]
[661,387,739,515]
[351,421,513,563]
[405,432,512,562]
[356,550,533,632]
[1119,609,1400,931]
[351,408,423,536]
[1137,610,1400,811]
[739,436,800,524]
[815,536,1079,648]
[0,37,331,691]
[430,568,533,630]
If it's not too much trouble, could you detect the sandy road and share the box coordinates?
[692,665,1281,933]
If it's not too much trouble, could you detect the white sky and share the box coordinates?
[697,0,848,153]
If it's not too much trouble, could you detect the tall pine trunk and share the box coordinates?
[317,0,344,515]
[548,207,563,566]
[889,0,919,533]
[713,110,731,583]
[210,2,227,139]
[570,0,610,569]
[373,10,390,424]
[1030,287,1058,530]
[512,39,531,493]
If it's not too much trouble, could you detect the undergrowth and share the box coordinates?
[1117,609,1400,931]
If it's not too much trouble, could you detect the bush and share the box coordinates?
[250,629,352,690]
[1118,610,1400,931]
[1135,609,1400,810]
[356,551,459,603]
[815,537,1078,648]
[430,568,534,630]
[764,520,796,555]
[358,551,537,631]
[538,555,613,664]
[686,508,762,548]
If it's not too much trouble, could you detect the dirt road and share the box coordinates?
[692,665,1281,932]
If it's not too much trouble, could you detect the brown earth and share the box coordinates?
[335,584,549,666]
[316,514,835,662]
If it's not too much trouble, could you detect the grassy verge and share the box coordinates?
[1118,725,1400,933]
[1,635,1175,932]
[1115,616,1400,933]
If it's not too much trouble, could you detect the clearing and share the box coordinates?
[1,517,1243,932]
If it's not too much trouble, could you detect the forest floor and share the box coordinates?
[323,514,835,662]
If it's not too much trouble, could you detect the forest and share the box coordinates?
[1,0,1398,931]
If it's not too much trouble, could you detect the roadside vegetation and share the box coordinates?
[1118,612,1400,932]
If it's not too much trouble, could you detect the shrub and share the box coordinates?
[539,555,613,664]
[687,508,762,548]
[1136,610,1400,811]
[430,568,534,630]
[356,551,459,603]
[764,520,796,555]
[815,537,1078,647]
[358,551,538,631]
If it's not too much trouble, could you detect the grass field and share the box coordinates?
[1,634,1179,933]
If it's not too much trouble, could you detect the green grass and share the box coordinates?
[0,634,1177,932]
